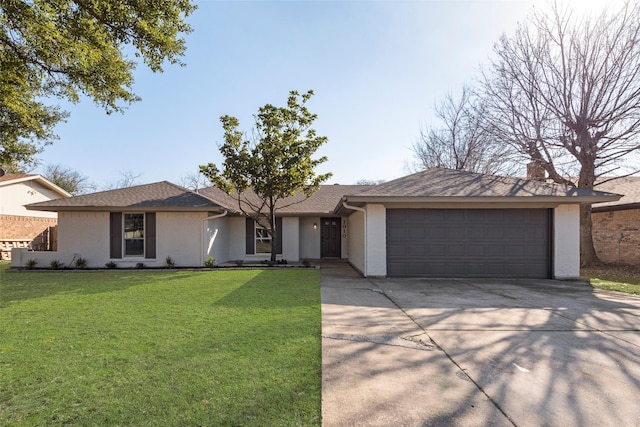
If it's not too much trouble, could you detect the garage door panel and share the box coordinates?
[386,208,550,278]
[387,245,406,257]
[429,228,447,239]
[407,245,426,257]
[500,245,525,258]
[467,246,486,257]
[467,228,486,239]
[485,263,507,275]
[485,245,506,257]
[526,246,547,258]
[447,245,466,257]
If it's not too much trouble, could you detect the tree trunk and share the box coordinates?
[579,204,599,267]
[576,161,601,268]
[269,208,277,263]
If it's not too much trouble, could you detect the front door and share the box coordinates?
[321,217,341,258]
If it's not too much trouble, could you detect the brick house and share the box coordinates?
[0,172,71,259]
[592,177,640,266]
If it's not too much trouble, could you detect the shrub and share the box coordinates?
[25,259,38,270]
[105,261,117,269]
[204,257,215,268]
[135,262,144,269]
[74,257,88,269]
[49,259,63,270]
[165,256,175,269]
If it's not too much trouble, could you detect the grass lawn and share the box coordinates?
[581,265,640,296]
[0,263,321,426]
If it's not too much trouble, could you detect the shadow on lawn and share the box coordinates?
[211,269,321,310]
[206,269,322,424]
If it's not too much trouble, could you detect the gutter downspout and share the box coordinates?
[201,210,228,266]
[342,200,367,276]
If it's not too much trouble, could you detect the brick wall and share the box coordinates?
[592,208,640,265]
[0,214,57,239]
[0,214,58,259]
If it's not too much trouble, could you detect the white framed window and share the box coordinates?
[255,222,271,253]
[123,213,144,256]
[245,217,282,255]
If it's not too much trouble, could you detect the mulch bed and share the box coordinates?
[581,264,640,279]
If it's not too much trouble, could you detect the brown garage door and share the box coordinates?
[386,209,551,278]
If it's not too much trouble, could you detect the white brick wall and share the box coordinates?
[554,204,580,279]
[366,204,387,277]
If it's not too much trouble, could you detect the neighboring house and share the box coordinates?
[0,172,71,260]
[13,168,618,279]
[591,177,640,266]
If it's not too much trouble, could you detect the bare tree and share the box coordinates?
[480,0,640,266]
[179,172,211,192]
[42,164,95,195]
[413,86,518,175]
[103,171,142,190]
[355,179,386,185]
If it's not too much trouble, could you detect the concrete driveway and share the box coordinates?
[321,262,640,427]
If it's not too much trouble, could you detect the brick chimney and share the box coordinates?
[527,161,546,181]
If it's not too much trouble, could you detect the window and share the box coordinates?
[110,212,155,259]
[255,223,271,253]
[124,213,144,256]
[245,217,283,255]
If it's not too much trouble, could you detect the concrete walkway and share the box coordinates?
[320,261,640,426]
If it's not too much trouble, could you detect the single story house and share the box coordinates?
[13,168,619,279]
[591,177,640,266]
[0,172,71,259]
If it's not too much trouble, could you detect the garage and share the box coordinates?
[386,208,551,278]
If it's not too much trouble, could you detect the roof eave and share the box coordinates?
[592,202,640,213]
[339,194,621,206]
[0,174,71,197]
[25,205,228,213]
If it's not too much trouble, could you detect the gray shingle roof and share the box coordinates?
[345,168,620,200]
[592,177,640,211]
[25,169,621,215]
[200,185,373,216]
[26,181,223,212]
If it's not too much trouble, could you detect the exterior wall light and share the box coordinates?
[313,223,318,230]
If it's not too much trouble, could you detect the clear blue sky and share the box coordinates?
[39,0,546,188]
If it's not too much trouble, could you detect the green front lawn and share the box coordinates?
[0,264,321,426]
[582,265,640,296]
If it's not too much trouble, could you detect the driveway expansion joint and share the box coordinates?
[365,276,519,427]
[322,332,439,351]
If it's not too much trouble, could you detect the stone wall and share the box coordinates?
[592,208,640,265]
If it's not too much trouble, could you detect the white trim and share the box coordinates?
[0,174,71,197]
[201,210,228,266]
[342,202,367,275]
[343,195,620,205]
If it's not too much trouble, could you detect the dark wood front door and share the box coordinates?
[321,217,341,258]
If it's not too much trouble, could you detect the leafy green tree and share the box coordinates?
[200,90,332,262]
[0,0,196,170]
